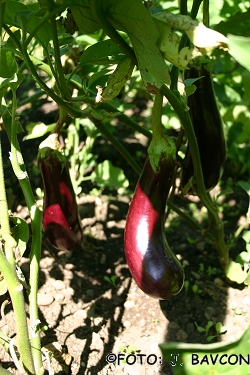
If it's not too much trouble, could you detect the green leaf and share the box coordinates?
[242,230,250,244]
[225,260,248,284]
[10,216,29,258]
[91,160,129,189]
[215,322,227,335]
[88,68,111,88]
[228,34,250,72]
[244,269,250,286]
[97,58,134,103]
[23,122,55,140]
[80,39,122,65]
[107,0,170,92]
[0,48,17,78]
[235,251,250,266]
[4,1,52,48]
[159,327,250,375]
[71,4,100,35]
[238,181,250,196]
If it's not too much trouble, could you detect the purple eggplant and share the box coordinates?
[38,135,83,251]
[124,156,184,300]
[181,64,226,193]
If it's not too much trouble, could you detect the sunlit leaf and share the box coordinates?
[228,34,250,71]
[91,160,129,188]
[107,0,170,93]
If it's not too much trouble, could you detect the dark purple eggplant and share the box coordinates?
[181,63,226,193]
[38,134,83,251]
[124,155,184,300]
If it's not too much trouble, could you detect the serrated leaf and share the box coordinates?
[107,0,170,93]
[225,260,247,284]
[80,39,122,65]
[228,34,250,72]
[91,160,129,188]
[159,327,250,375]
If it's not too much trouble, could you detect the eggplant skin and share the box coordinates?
[38,149,83,251]
[181,64,226,193]
[124,156,184,300]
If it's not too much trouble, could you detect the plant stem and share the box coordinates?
[45,0,71,100]
[8,90,43,374]
[0,135,16,271]
[203,0,210,27]
[52,106,67,135]
[151,92,164,139]
[88,114,141,175]
[90,0,137,65]
[0,251,35,374]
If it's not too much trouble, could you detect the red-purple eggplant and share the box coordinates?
[38,134,83,251]
[181,63,226,193]
[124,153,184,300]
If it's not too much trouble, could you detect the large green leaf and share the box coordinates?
[159,327,250,375]
[228,34,250,72]
[106,0,170,93]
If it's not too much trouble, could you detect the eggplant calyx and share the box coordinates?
[148,134,176,173]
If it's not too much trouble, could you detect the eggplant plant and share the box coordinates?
[0,0,249,373]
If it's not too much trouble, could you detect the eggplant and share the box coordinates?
[124,155,184,300]
[38,134,83,251]
[181,63,226,193]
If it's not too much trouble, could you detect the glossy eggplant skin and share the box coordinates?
[124,156,184,300]
[38,148,83,251]
[181,64,226,193]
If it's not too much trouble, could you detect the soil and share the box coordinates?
[0,96,250,375]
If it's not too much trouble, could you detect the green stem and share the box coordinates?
[151,92,164,139]
[0,135,16,270]
[0,251,35,374]
[8,90,43,373]
[203,0,210,27]
[17,90,46,108]
[3,25,89,119]
[5,26,151,141]
[23,3,67,49]
[178,0,203,52]
[167,201,214,241]
[90,0,137,65]
[179,0,188,14]
[45,0,71,100]
[52,106,67,135]
[88,114,141,175]
[72,95,152,140]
